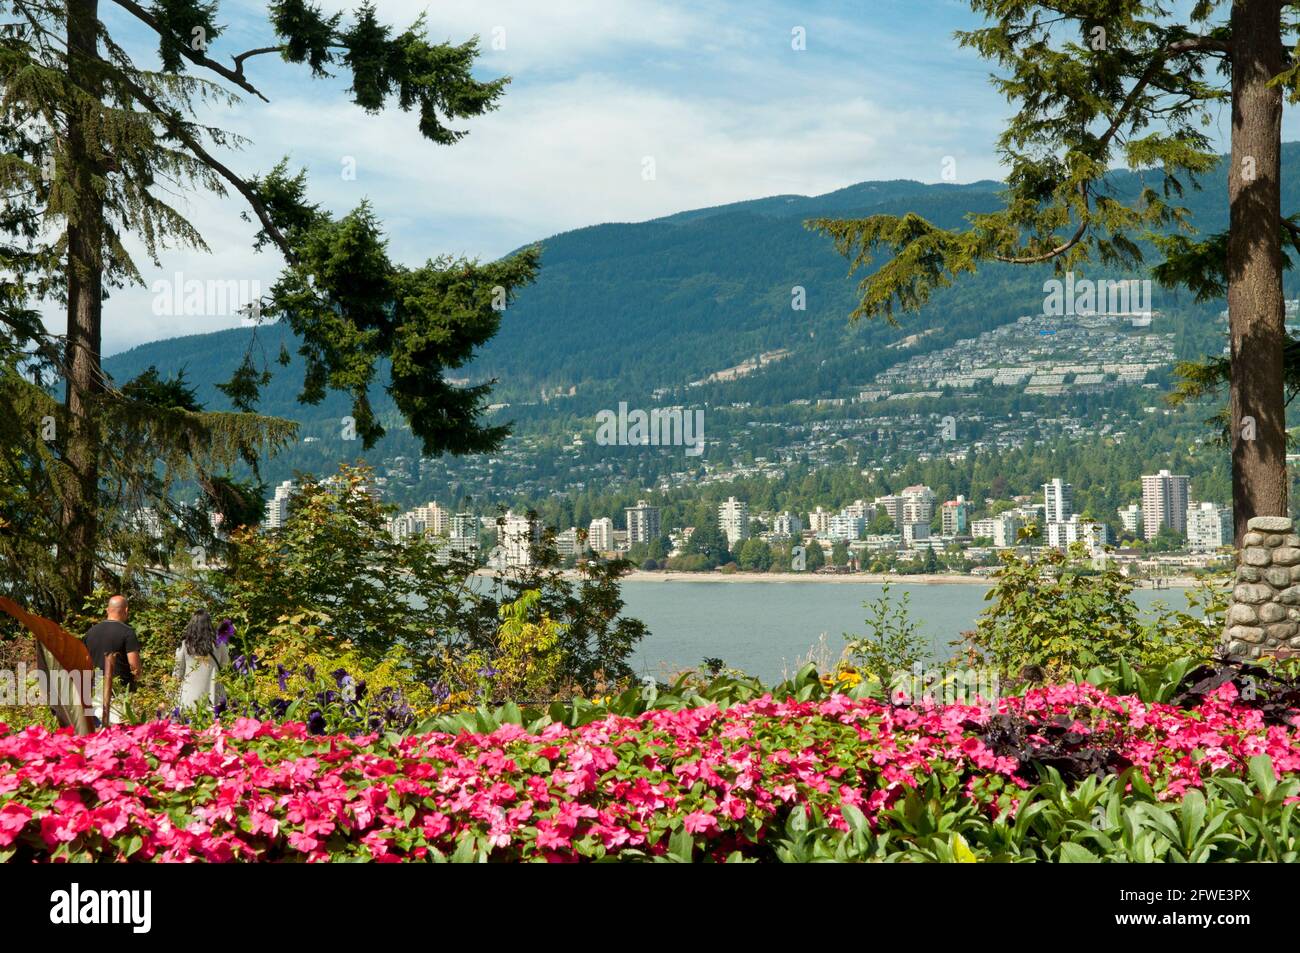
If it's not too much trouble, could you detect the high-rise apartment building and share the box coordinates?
[772,511,803,537]
[625,500,661,546]
[718,497,750,546]
[1043,478,1073,524]
[841,499,873,521]
[1141,469,1190,539]
[1047,515,1110,551]
[497,511,539,568]
[828,514,865,542]
[1117,504,1143,538]
[1186,502,1231,553]
[807,506,832,535]
[972,512,1023,548]
[872,495,901,525]
[264,480,294,529]
[411,501,450,536]
[556,527,587,558]
[941,496,969,536]
[899,485,936,525]
[588,517,615,553]
[450,512,479,554]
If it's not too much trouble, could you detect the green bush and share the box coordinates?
[960,546,1224,678]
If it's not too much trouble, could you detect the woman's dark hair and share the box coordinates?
[183,609,216,658]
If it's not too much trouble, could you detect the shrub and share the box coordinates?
[962,546,1145,678]
[842,583,931,691]
[664,554,710,572]
[440,591,565,705]
[163,611,442,735]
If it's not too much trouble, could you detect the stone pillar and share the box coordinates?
[1222,516,1300,658]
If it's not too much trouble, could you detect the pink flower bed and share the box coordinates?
[2,682,1298,862]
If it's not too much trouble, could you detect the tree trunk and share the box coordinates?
[59,0,105,613]
[1227,0,1288,545]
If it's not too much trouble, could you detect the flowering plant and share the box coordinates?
[2,679,1298,862]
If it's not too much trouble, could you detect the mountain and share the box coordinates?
[103,177,1027,417]
[100,147,1294,503]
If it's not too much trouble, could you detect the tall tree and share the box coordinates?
[0,1,538,612]
[810,0,1294,543]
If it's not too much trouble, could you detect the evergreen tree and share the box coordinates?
[687,522,730,567]
[803,539,826,570]
[0,1,537,612]
[811,1,1295,544]
[922,546,939,574]
[868,509,895,535]
[738,537,773,572]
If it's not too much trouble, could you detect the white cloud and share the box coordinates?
[73,1,1009,355]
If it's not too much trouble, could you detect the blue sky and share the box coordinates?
[83,0,1262,354]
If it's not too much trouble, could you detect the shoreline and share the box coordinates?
[619,571,1208,588]
[621,571,991,585]
[473,569,1209,588]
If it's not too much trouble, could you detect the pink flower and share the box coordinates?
[0,802,32,846]
[682,811,718,835]
[534,822,569,850]
[287,830,319,853]
[231,718,262,741]
[421,813,450,839]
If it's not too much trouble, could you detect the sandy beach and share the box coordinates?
[622,571,992,585]
[475,568,1208,588]
[619,571,1209,588]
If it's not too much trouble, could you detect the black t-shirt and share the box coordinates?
[84,620,141,690]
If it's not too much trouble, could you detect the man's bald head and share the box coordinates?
[106,595,129,621]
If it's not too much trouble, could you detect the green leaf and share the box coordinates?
[668,828,694,863]
[950,832,977,863]
[450,834,479,864]
[1249,755,1277,798]
[1058,842,1101,863]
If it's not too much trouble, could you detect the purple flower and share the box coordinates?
[276,664,291,692]
[476,666,500,679]
[216,619,235,646]
[306,709,326,735]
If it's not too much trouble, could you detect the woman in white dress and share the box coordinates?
[172,609,229,714]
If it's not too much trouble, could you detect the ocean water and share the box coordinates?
[618,580,1202,684]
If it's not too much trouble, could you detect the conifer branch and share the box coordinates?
[117,75,297,263]
[108,0,271,102]
[993,35,1227,266]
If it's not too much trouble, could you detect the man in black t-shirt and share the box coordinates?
[84,595,142,723]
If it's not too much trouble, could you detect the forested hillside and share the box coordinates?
[100,147,1300,506]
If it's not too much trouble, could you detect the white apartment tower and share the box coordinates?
[1043,478,1073,524]
[450,512,479,554]
[899,485,936,525]
[1141,469,1190,539]
[264,480,294,529]
[718,496,750,546]
[1117,504,1143,538]
[807,506,832,534]
[772,511,803,537]
[1186,502,1232,553]
[588,517,615,553]
[497,512,539,568]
